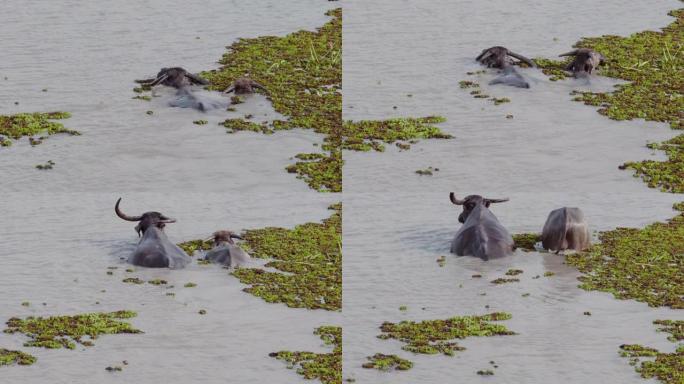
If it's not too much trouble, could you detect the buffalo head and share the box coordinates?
[115,198,176,237]
[449,193,509,223]
[208,230,244,246]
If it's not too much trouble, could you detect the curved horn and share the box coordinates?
[485,197,509,204]
[159,215,176,224]
[449,192,465,205]
[507,51,536,68]
[251,81,268,92]
[476,49,493,62]
[134,78,156,84]
[224,85,235,94]
[230,233,244,240]
[115,198,142,221]
[559,50,579,57]
[149,73,168,87]
[185,72,210,85]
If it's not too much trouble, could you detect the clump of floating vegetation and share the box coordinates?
[193,119,208,125]
[505,269,523,276]
[184,282,197,288]
[566,203,684,309]
[491,277,520,285]
[4,311,141,349]
[622,135,684,193]
[415,166,439,176]
[122,277,144,285]
[512,233,540,251]
[232,204,341,310]
[377,313,515,356]
[147,279,167,285]
[177,239,213,256]
[343,117,450,152]
[270,326,341,384]
[0,112,78,147]
[619,319,683,384]
[222,119,272,134]
[35,160,55,170]
[362,353,413,371]
[0,349,36,366]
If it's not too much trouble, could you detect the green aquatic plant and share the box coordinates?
[176,239,213,256]
[193,119,208,125]
[505,269,523,276]
[4,311,141,350]
[184,282,197,288]
[222,118,272,134]
[270,326,341,384]
[377,312,515,356]
[512,233,540,251]
[232,204,341,310]
[0,349,36,366]
[566,204,684,309]
[619,319,684,384]
[622,135,684,193]
[122,277,144,285]
[342,117,450,152]
[362,353,413,371]
[35,160,55,170]
[0,112,77,147]
[491,278,519,284]
[147,279,167,285]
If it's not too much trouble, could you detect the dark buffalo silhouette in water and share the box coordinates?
[559,48,605,77]
[476,46,536,69]
[135,67,209,89]
[541,207,590,253]
[204,230,251,268]
[476,46,535,88]
[224,77,268,95]
[115,198,191,269]
[449,193,514,260]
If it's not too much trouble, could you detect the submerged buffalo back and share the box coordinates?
[130,227,191,268]
[205,244,250,267]
[541,207,590,252]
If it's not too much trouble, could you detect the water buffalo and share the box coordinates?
[135,67,209,89]
[204,230,251,268]
[115,198,191,269]
[224,77,268,95]
[449,193,514,260]
[559,49,605,76]
[476,46,536,69]
[541,207,590,253]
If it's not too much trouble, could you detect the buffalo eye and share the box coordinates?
[466,203,475,209]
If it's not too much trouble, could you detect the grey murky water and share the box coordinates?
[343,0,683,383]
[0,1,339,383]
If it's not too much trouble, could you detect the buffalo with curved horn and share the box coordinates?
[541,207,590,253]
[559,48,605,76]
[224,77,268,95]
[476,46,536,69]
[203,230,251,268]
[476,46,535,88]
[135,67,209,89]
[449,193,514,260]
[115,198,191,268]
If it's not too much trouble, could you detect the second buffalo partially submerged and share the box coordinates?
[559,48,605,77]
[135,67,209,89]
[115,198,191,269]
[476,46,535,88]
[204,230,251,268]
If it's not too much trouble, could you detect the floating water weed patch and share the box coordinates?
[619,320,684,384]
[512,233,540,251]
[566,205,684,309]
[377,313,515,356]
[623,135,684,193]
[342,117,450,152]
[4,311,141,349]
[232,204,341,310]
[0,112,78,147]
[491,278,519,284]
[176,239,213,256]
[362,353,413,371]
[270,326,341,384]
[0,349,36,366]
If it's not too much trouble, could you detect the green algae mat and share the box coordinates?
[233,203,341,311]
[4,310,142,349]
[537,4,684,193]
[566,203,684,309]
[0,349,36,367]
[362,353,413,372]
[620,320,683,384]
[377,312,515,357]
[0,112,78,147]
[270,326,341,384]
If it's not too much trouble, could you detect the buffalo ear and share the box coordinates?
[134,224,142,238]
[484,201,491,208]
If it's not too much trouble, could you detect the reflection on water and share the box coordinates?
[343,0,683,383]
